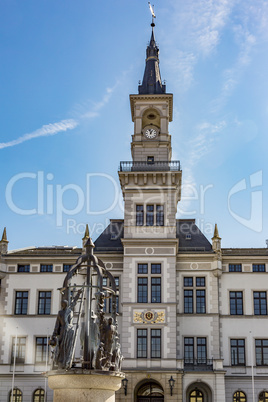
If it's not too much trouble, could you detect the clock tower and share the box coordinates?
[119,22,182,240]
[118,22,183,394]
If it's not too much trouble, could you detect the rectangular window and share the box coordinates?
[229,264,242,272]
[147,156,154,164]
[102,277,120,313]
[196,290,206,314]
[146,205,154,226]
[137,329,147,358]
[231,339,245,366]
[156,205,164,226]
[17,264,30,273]
[136,205,144,226]
[184,337,194,364]
[196,277,205,287]
[151,277,161,303]
[197,338,207,363]
[151,329,161,358]
[256,339,268,366]
[254,292,267,315]
[184,290,193,313]
[38,291,51,315]
[230,291,243,315]
[253,264,266,272]
[63,264,72,272]
[11,337,26,364]
[151,264,161,274]
[138,277,148,303]
[15,291,28,315]
[35,337,48,363]
[40,264,53,272]
[184,277,193,287]
[138,264,148,274]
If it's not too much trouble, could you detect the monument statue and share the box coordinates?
[48,237,123,373]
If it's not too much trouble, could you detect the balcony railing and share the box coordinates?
[119,160,181,172]
[184,358,213,371]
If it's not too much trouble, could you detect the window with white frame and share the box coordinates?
[183,277,206,314]
[137,263,161,303]
[137,328,161,358]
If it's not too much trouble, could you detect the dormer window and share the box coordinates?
[186,234,192,240]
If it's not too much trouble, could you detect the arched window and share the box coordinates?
[259,391,268,402]
[33,388,45,402]
[190,389,204,402]
[233,391,247,402]
[9,388,22,402]
[137,381,164,401]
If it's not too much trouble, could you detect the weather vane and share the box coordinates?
[148,2,156,26]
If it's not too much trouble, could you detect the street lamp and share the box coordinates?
[169,376,175,396]
[122,378,128,396]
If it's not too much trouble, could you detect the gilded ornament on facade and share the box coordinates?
[133,310,165,324]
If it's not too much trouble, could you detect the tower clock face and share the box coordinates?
[145,128,157,139]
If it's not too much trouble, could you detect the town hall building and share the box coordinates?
[0,20,268,402]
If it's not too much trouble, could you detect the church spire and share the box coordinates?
[138,13,166,95]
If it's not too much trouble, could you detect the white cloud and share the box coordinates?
[0,84,118,151]
[0,119,78,150]
[80,84,118,119]
[163,0,234,91]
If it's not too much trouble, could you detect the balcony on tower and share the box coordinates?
[119,160,181,172]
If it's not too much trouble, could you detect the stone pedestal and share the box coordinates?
[47,371,124,402]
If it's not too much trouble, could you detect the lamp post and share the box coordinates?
[169,376,175,396]
[122,378,128,396]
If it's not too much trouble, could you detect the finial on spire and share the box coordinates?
[83,224,89,240]
[1,227,8,243]
[213,223,221,239]
[148,2,156,26]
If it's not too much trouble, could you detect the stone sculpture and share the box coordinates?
[49,237,123,373]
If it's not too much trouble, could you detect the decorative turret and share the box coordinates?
[212,223,221,253]
[0,227,8,254]
[82,224,89,248]
[138,21,166,95]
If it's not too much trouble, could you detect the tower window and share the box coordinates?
[146,205,154,226]
[136,205,144,226]
[156,205,164,226]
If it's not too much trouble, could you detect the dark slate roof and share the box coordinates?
[176,220,213,252]
[94,220,124,253]
[138,27,166,95]
[94,219,212,253]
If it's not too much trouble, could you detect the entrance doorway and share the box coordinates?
[136,381,164,402]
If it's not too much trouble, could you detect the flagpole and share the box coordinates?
[45,328,49,402]
[11,326,18,400]
[250,331,255,402]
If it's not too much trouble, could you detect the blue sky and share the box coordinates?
[0,0,267,249]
